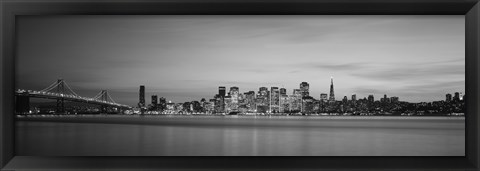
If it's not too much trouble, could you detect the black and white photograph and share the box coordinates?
[14,15,465,156]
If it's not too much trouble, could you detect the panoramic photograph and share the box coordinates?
[15,15,465,156]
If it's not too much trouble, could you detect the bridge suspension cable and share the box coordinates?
[92,91,104,99]
[39,81,61,92]
[106,92,117,104]
[62,81,79,97]
[92,90,117,104]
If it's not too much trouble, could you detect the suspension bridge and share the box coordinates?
[15,79,131,114]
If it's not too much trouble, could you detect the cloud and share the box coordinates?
[292,62,369,71]
[350,62,464,82]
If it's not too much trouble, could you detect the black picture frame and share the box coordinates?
[1,0,479,170]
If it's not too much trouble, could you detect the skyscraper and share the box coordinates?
[244,91,256,111]
[382,94,388,103]
[300,82,309,98]
[446,93,452,102]
[454,92,460,102]
[219,86,226,97]
[159,97,167,111]
[138,85,145,108]
[270,87,280,112]
[291,89,302,111]
[368,95,374,103]
[320,93,328,102]
[280,88,287,96]
[151,95,158,106]
[329,77,335,102]
[351,94,357,102]
[229,87,239,111]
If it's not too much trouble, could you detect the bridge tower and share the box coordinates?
[56,79,65,114]
[100,90,108,114]
[93,90,119,114]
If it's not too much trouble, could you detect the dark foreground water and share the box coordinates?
[16,115,465,156]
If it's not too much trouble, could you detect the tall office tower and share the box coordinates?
[381,94,388,103]
[299,82,310,98]
[214,94,224,113]
[151,95,158,106]
[291,89,303,111]
[280,88,287,96]
[343,96,348,104]
[352,94,357,102]
[159,97,167,110]
[320,93,328,102]
[138,85,145,108]
[279,95,290,113]
[257,87,270,108]
[270,87,280,112]
[329,77,335,102]
[229,87,239,110]
[244,91,256,111]
[368,95,374,103]
[446,93,452,102]
[219,86,226,97]
[454,92,460,102]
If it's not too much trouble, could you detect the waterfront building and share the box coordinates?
[279,95,290,112]
[230,87,239,102]
[224,95,234,113]
[302,96,315,113]
[352,94,357,102]
[175,103,184,113]
[229,87,239,111]
[343,96,348,104]
[291,90,303,112]
[166,101,175,111]
[271,87,280,113]
[300,82,310,98]
[257,87,270,107]
[244,91,256,112]
[214,94,225,113]
[204,101,214,114]
[256,87,270,113]
[158,97,167,111]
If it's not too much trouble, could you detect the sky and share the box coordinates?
[16,15,465,106]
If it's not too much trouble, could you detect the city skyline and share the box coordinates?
[138,78,464,105]
[16,15,465,106]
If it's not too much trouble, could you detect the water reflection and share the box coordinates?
[16,117,465,156]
